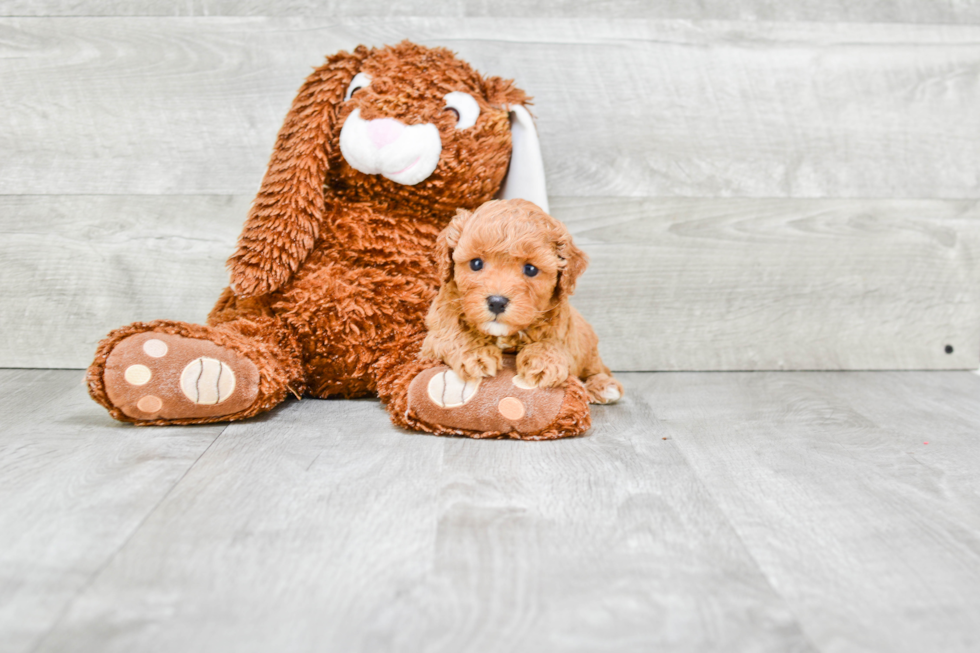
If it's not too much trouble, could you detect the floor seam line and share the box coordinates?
[663,427,825,653]
[26,423,232,653]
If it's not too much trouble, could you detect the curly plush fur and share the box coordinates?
[421,199,623,404]
[87,42,525,424]
[86,42,604,439]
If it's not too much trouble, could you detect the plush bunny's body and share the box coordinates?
[87,42,592,439]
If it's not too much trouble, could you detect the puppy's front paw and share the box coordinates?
[517,349,569,388]
[456,346,502,381]
[585,373,624,404]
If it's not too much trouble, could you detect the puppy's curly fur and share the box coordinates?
[421,199,623,404]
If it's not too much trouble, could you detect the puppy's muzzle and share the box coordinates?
[486,295,509,315]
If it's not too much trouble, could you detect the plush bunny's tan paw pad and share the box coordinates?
[103,332,259,420]
[426,369,481,408]
[407,355,566,438]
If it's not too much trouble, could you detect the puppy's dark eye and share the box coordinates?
[523,263,539,277]
[469,258,484,271]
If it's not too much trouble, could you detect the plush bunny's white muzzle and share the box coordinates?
[339,109,442,186]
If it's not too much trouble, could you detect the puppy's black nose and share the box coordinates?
[486,295,509,315]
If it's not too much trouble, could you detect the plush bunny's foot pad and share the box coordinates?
[101,332,260,421]
[406,355,591,440]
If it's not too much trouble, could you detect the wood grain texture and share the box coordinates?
[642,371,980,652]
[0,369,226,653]
[2,0,979,23]
[7,369,980,651]
[0,0,980,24]
[1,18,979,198]
[3,195,977,371]
[0,195,246,368]
[561,197,980,371]
[30,376,813,653]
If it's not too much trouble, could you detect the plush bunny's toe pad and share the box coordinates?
[103,332,260,421]
[406,355,589,440]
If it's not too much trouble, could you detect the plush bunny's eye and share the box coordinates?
[345,72,371,101]
[443,91,480,130]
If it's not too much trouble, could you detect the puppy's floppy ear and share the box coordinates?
[228,46,370,297]
[555,232,589,299]
[498,105,549,214]
[435,208,472,285]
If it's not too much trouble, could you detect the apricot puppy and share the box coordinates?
[421,199,623,404]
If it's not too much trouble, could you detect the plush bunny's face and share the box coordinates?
[227,42,544,298]
[340,80,474,186]
[327,43,527,216]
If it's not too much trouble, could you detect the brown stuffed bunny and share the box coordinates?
[86,41,592,439]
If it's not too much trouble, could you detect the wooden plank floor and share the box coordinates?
[3,370,980,652]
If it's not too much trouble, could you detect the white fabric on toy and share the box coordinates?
[444,91,480,130]
[498,104,549,214]
[339,108,442,186]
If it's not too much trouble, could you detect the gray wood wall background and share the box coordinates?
[2,2,979,371]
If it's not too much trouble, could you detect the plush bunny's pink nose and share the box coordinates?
[366,118,404,149]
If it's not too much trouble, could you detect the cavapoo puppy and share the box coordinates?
[421,199,623,404]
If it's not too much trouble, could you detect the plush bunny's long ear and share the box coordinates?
[497,105,549,214]
[228,47,369,297]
